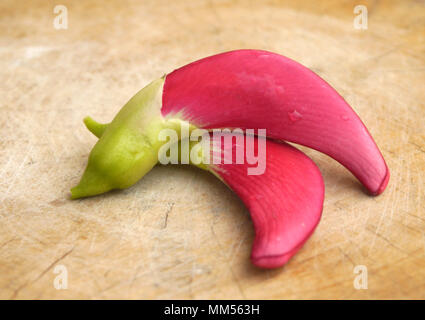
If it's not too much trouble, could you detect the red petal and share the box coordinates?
[163,49,389,195]
[206,134,324,268]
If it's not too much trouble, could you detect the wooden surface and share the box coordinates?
[0,0,424,299]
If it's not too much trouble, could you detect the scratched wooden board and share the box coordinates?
[0,0,424,299]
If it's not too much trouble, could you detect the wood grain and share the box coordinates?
[0,0,424,299]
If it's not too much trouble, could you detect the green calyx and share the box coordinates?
[71,77,203,199]
[83,116,108,138]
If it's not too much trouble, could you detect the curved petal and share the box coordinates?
[163,49,389,195]
[202,133,324,268]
